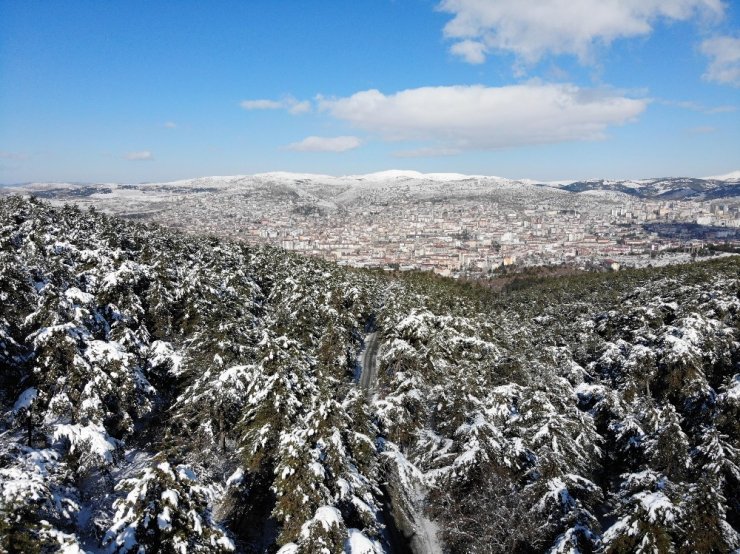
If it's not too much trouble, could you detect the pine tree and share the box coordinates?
[602,470,683,553]
[104,456,234,553]
[297,506,348,554]
[644,403,691,480]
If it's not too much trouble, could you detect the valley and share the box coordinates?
[4,171,740,278]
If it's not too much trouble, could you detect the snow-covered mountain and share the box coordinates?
[6,169,740,202]
[546,174,740,200]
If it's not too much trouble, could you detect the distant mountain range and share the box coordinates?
[3,169,740,202]
[544,173,740,201]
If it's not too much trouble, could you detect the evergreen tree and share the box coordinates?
[104,457,234,553]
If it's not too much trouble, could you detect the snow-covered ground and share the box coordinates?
[614,251,740,268]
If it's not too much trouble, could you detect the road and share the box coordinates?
[359,332,380,392]
[358,331,443,554]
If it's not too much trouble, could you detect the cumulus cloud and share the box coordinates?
[701,35,740,86]
[319,84,647,151]
[240,96,311,114]
[285,136,362,152]
[439,0,724,65]
[450,39,487,64]
[125,151,154,161]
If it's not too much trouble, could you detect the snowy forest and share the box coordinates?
[1,196,739,553]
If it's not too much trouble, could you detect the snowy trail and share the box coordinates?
[408,486,443,554]
[359,332,380,392]
[359,332,443,554]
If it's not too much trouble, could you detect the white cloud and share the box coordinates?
[240,96,311,114]
[240,99,283,110]
[701,35,740,86]
[285,136,362,152]
[319,84,647,151]
[287,101,311,115]
[450,39,487,64]
[125,151,154,161]
[439,0,724,65]
[163,121,177,129]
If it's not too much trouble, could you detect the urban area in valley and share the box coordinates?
[5,169,740,277]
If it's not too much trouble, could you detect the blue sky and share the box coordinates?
[1,0,739,183]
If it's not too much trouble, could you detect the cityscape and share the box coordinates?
[8,172,740,277]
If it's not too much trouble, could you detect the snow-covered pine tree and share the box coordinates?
[104,455,234,553]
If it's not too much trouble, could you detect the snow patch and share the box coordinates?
[226,467,244,487]
[346,528,383,553]
[13,387,37,412]
[298,506,345,542]
[53,423,118,464]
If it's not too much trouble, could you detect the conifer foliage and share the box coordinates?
[0,196,739,553]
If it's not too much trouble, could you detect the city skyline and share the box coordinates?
[6,172,738,277]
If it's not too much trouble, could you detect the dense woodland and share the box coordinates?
[0,196,738,553]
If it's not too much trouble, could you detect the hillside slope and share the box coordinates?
[0,197,738,553]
